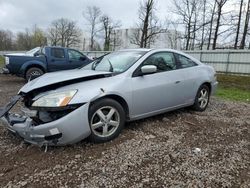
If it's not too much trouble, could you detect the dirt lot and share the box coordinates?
[0,75,249,188]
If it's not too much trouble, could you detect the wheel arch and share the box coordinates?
[201,82,212,94]
[90,94,130,120]
[20,61,46,77]
[25,64,45,75]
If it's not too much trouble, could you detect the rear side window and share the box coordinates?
[177,54,197,68]
[51,48,65,59]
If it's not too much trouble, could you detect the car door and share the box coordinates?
[175,53,200,102]
[48,48,69,71]
[130,52,187,117]
[67,49,90,69]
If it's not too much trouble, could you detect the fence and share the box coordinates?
[185,50,250,75]
[1,50,250,74]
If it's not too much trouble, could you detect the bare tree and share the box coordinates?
[212,0,228,49]
[130,0,163,48]
[48,18,81,47]
[200,0,207,50]
[111,30,122,50]
[31,25,47,47]
[0,30,14,50]
[207,0,217,50]
[83,6,102,50]
[240,0,250,49]
[172,0,241,50]
[172,0,204,50]
[48,22,60,46]
[16,29,33,50]
[100,15,121,51]
[234,0,244,49]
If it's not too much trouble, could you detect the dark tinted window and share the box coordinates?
[177,54,197,68]
[142,52,177,72]
[51,48,65,59]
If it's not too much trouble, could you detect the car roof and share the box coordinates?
[117,48,152,52]
[44,46,66,49]
[123,48,203,65]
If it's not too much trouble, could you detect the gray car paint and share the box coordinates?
[0,49,218,146]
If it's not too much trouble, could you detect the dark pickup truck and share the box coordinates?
[2,46,91,80]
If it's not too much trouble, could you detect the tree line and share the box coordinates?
[0,6,121,51]
[171,0,250,50]
[1,0,250,51]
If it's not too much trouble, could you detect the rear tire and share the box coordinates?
[192,84,210,111]
[88,98,125,143]
[25,67,44,81]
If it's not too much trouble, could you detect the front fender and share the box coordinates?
[69,87,130,107]
[20,60,47,76]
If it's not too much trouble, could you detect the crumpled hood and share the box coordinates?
[19,69,111,94]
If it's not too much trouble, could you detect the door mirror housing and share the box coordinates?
[140,65,157,75]
[80,56,87,61]
[34,51,40,57]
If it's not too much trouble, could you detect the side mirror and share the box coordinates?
[34,52,40,57]
[80,56,87,61]
[140,65,157,75]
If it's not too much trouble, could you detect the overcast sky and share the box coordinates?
[0,0,171,33]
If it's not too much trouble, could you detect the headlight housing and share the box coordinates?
[5,57,9,65]
[32,90,77,107]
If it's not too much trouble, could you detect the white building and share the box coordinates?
[112,28,182,50]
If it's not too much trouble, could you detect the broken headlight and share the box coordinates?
[32,90,77,107]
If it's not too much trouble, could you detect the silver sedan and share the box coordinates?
[0,49,218,146]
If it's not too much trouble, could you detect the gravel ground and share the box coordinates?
[0,75,249,188]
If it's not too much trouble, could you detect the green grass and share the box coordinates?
[216,74,250,103]
[0,56,4,68]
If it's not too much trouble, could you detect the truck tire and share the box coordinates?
[25,67,44,81]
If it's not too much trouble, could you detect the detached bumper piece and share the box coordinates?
[1,114,63,146]
[1,67,10,74]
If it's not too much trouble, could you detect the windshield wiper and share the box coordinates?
[107,58,113,72]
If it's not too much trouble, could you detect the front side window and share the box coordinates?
[68,49,84,60]
[142,52,177,72]
[51,48,65,59]
[177,54,197,68]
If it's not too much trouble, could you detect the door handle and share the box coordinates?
[175,81,181,84]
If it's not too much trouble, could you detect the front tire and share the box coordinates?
[25,67,44,81]
[88,98,125,143]
[192,84,210,111]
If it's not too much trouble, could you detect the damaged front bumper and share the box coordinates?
[0,96,91,146]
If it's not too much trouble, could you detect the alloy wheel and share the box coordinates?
[90,106,120,137]
[198,88,209,108]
